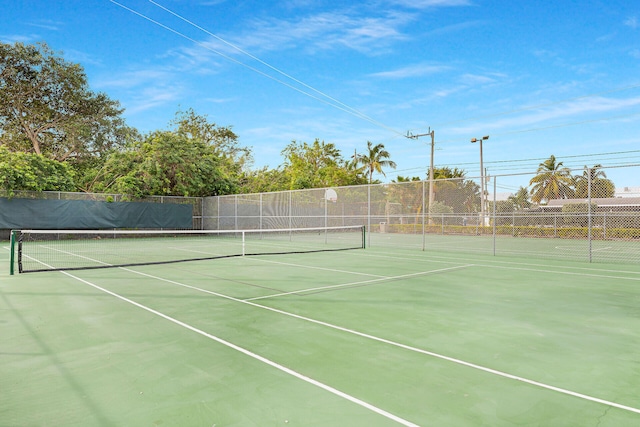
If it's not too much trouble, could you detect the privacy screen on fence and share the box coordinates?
[0,198,193,230]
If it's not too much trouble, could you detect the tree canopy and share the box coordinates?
[0,41,133,162]
[84,113,241,198]
[574,164,615,198]
[0,146,75,196]
[280,139,366,189]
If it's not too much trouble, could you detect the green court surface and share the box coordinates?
[2,242,640,426]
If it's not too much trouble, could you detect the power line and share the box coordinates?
[108,0,406,137]
[449,149,640,167]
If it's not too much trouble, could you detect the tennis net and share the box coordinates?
[11,226,366,274]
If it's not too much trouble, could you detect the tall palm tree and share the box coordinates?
[358,141,397,183]
[574,164,615,198]
[508,186,531,210]
[529,155,575,203]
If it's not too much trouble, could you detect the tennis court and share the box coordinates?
[2,232,640,426]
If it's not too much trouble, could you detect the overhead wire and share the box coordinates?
[110,0,640,183]
[108,0,406,137]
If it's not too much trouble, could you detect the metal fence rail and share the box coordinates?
[205,164,640,264]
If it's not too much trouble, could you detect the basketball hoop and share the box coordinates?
[325,188,338,203]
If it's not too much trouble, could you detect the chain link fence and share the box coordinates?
[205,164,640,264]
[3,165,638,264]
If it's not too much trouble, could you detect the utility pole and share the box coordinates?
[407,128,435,223]
[471,135,489,226]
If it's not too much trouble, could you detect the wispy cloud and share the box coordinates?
[459,73,499,85]
[236,11,413,54]
[450,96,640,135]
[0,34,40,44]
[125,85,185,114]
[97,69,175,89]
[198,0,228,6]
[386,0,472,8]
[26,20,63,31]
[370,63,451,79]
[624,16,638,29]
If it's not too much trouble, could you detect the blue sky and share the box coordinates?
[2,0,640,192]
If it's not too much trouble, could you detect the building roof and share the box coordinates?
[543,197,640,208]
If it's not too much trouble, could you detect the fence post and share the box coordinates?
[422,180,426,251]
[588,167,592,262]
[234,195,238,230]
[367,185,371,248]
[493,178,497,256]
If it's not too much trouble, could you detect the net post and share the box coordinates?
[9,230,16,275]
[362,225,366,249]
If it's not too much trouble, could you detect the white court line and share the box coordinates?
[45,267,418,427]
[25,248,640,416]
[348,250,640,280]
[117,267,640,416]
[174,248,388,279]
[245,264,474,301]
[554,245,614,252]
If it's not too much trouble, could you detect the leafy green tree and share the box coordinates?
[357,141,397,184]
[239,166,289,194]
[429,167,480,213]
[574,164,615,198]
[171,109,251,178]
[529,155,575,203]
[0,146,75,196]
[281,139,365,189]
[89,131,236,197]
[0,41,132,162]
[508,186,531,210]
[389,176,423,215]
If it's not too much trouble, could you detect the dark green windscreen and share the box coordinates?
[0,198,193,229]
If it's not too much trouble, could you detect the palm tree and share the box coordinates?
[508,186,531,210]
[574,164,615,198]
[358,141,397,184]
[529,155,575,203]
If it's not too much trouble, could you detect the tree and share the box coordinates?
[88,130,237,197]
[171,109,251,177]
[508,186,531,210]
[574,164,615,198]
[357,141,397,184]
[429,167,480,214]
[529,155,575,203]
[0,146,75,196]
[281,139,365,189]
[0,41,132,161]
[389,176,423,216]
[238,166,289,194]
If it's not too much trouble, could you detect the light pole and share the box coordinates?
[471,135,489,225]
